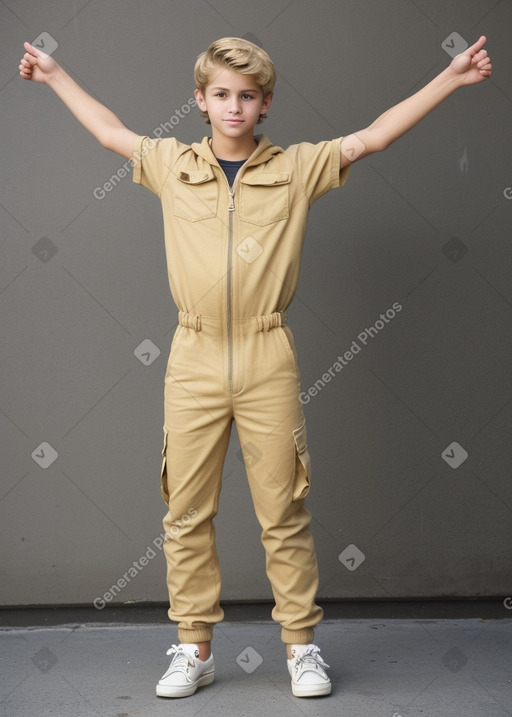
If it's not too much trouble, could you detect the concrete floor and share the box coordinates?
[1,605,511,716]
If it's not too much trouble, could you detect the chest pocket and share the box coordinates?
[239,172,290,226]
[173,170,218,222]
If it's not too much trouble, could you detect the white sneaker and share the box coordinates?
[287,643,331,697]
[156,643,215,698]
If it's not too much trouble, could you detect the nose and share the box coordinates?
[228,98,241,114]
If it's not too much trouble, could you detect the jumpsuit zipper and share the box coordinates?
[224,158,252,392]
[227,185,235,391]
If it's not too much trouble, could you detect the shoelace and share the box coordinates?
[294,644,330,672]
[166,644,197,670]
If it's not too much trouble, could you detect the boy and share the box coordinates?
[19,34,492,699]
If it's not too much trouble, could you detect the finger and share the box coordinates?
[23,41,42,59]
[23,52,38,67]
[472,50,488,66]
[468,35,487,56]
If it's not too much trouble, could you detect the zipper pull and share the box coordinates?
[228,187,235,212]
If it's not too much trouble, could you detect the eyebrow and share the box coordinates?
[209,86,259,92]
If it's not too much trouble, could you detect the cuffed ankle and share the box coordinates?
[178,626,214,644]
[281,627,315,645]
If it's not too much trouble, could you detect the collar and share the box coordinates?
[191,134,284,169]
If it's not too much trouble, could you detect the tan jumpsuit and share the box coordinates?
[132,134,350,644]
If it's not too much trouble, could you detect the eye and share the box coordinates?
[215,92,226,98]
[242,93,255,101]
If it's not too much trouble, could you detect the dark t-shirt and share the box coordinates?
[217,157,246,186]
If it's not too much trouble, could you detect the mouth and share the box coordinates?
[224,119,244,124]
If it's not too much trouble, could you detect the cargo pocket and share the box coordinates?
[239,172,290,225]
[292,420,311,501]
[173,170,217,222]
[160,428,170,505]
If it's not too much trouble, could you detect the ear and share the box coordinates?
[261,92,273,113]
[194,88,207,113]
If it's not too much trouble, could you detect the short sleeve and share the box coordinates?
[285,137,350,205]
[131,135,180,196]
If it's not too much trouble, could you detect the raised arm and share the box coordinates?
[19,42,137,160]
[340,36,493,168]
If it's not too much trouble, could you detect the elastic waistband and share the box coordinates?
[178,310,287,333]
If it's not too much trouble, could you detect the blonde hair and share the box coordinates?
[194,37,276,124]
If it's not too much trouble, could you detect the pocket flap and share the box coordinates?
[160,428,170,504]
[292,420,311,500]
[178,170,216,184]
[292,420,308,456]
[241,172,290,186]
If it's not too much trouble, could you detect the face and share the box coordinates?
[195,66,273,141]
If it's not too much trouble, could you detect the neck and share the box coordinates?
[211,133,257,160]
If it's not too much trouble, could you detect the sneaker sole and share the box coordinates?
[156,670,215,698]
[291,680,332,698]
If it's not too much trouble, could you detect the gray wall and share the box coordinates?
[1,0,511,609]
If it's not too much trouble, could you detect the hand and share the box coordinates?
[449,35,492,86]
[19,42,58,84]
